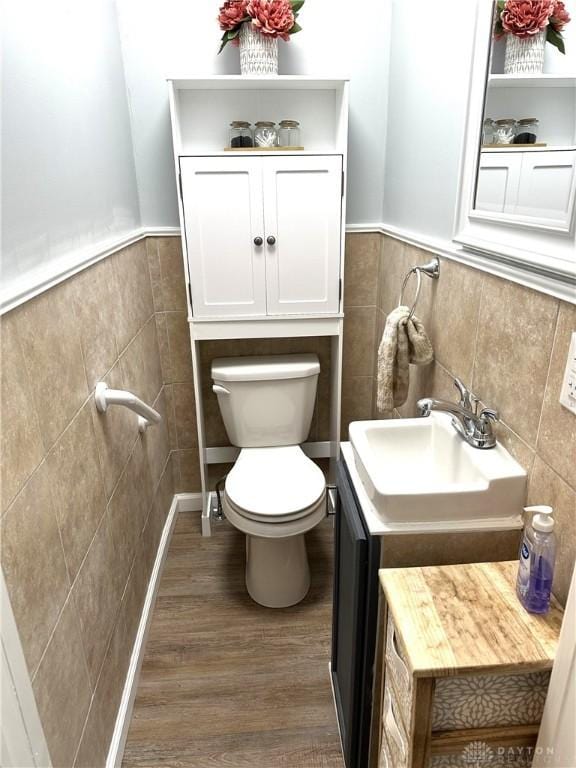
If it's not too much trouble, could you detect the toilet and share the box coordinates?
[211,354,327,608]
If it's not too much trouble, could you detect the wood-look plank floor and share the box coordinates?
[122,514,344,767]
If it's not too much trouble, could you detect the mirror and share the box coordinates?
[473,1,576,233]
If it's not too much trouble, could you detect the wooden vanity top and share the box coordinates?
[379,560,563,678]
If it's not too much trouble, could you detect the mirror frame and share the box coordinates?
[453,1,576,304]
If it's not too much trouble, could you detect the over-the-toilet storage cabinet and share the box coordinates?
[168,77,349,532]
[181,154,342,317]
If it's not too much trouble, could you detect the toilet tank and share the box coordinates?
[211,354,320,448]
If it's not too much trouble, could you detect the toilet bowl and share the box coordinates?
[211,354,327,608]
[224,446,326,606]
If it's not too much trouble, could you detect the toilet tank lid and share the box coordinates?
[211,354,320,382]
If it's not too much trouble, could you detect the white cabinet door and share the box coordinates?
[513,150,576,227]
[262,155,342,315]
[180,157,266,317]
[476,151,522,214]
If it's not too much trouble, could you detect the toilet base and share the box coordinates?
[245,534,310,608]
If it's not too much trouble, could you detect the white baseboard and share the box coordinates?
[106,491,203,767]
[175,492,204,513]
[106,494,178,767]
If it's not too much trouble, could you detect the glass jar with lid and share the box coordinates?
[482,118,495,145]
[493,118,516,145]
[513,118,539,145]
[229,121,253,148]
[254,121,278,148]
[278,120,301,147]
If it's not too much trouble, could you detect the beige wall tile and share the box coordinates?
[13,280,89,450]
[155,312,171,382]
[72,513,122,687]
[173,381,198,449]
[143,388,170,490]
[174,448,202,493]
[0,313,45,512]
[393,361,452,419]
[146,237,162,311]
[73,714,107,768]
[163,383,178,449]
[493,421,535,477]
[379,236,413,316]
[427,259,482,384]
[382,529,521,569]
[46,401,107,582]
[91,360,136,499]
[528,457,576,607]
[70,256,120,390]
[1,463,70,676]
[147,236,187,312]
[107,440,154,592]
[78,599,133,762]
[120,316,163,408]
[141,460,174,588]
[344,233,380,307]
[343,306,377,378]
[537,302,576,490]
[158,311,193,383]
[473,275,558,446]
[32,597,92,767]
[341,376,373,440]
[153,237,187,312]
[112,241,154,354]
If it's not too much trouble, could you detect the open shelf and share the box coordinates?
[168,76,349,156]
[482,144,576,152]
[488,74,576,88]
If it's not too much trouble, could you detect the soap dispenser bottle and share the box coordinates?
[516,505,556,614]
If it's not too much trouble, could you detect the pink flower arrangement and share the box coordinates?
[550,0,571,31]
[218,0,304,52]
[501,0,554,37]
[218,0,249,31]
[248,0,295,41]
[494,0,572,53]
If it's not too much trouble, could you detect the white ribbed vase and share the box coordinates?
[239,23,278,75]
[504,30,546,74]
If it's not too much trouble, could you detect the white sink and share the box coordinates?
[349,413,526,529]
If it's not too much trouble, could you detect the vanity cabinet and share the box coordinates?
[180,154,343,318]
[377,562,563,768]
[477,149,576,227]
[333,448,523,768]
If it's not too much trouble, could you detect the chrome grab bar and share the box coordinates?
[95,382,162,434]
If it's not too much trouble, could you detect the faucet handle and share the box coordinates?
[453,377,479,413]
[479,407,499,424]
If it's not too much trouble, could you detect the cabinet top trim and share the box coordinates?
[167,76,350,91]
[379,561,563,678]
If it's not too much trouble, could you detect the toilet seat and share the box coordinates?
[223,446,327,537]
[225,446,326,523]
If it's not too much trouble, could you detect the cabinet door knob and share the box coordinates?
[253,237,263,246]
[267,235,276,246]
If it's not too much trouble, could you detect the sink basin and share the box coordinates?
[349,413,526,529]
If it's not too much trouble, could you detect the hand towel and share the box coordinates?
[376,305,434,412]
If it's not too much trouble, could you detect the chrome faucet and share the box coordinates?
[417,377,499,449]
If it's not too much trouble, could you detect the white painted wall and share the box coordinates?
[382,0,576,245]
[381,0,478,243]
[1,0,140,298]
[115,0,391,228]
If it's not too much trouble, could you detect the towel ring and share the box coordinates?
[399,268,422,321]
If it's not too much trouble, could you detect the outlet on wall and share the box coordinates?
[560,331,576,416]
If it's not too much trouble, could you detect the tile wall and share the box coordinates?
[341,233,575,606]
[2,230,574,766]
[1,239,175,766]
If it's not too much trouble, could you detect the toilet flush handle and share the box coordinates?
[212,384,231,396]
